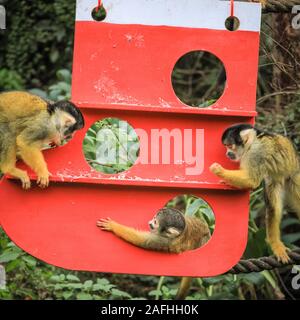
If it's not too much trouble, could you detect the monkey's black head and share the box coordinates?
[149,208,186,238]
[47,101,85,145]
[221,124,257,162]
[222,124,254,147]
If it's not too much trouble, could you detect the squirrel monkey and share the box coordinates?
[0,91,84,189]
[210,124,300,263]
[97,207,211,299]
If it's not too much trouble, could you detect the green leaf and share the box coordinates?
[5,259,21,272]
[282,232,300,244]
[281,218,300,229]
[50,50,59,63]
[66,283,83,289]
[66,275,80,282]
[49,275,61,283]
[0,251,21,263]
[92,284,104,291]
[186,199,202,216]
[59,274,66,281]
[261,271,276,289]
[29,88,48,99]
[57,69,71,83]
[111,289,131,299]
[77,293,93,300]
[239,273,265,286]
[96,278,110,285]
[83,280,93,289]
[62,291,73,300]
[22,256,37,267]
[54,284,63,290]
[244,228,267,259]
[149,290,162,297]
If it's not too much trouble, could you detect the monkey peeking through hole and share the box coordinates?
[97,207,211,299]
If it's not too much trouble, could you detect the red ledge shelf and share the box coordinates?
[4,174,242,191]
[75,102,257,118]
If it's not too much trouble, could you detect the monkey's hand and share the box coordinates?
[209,163,225,177]
[37,171,51,188]
[97,218,115,232]
[21,173,31,190]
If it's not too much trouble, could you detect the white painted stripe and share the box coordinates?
[76,0,261,32]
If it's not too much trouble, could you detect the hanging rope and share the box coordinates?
[263,0,300,13]
[230,0,235,17]
[228,248,300,274]
[96,0,102,13]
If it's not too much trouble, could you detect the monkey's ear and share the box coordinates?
[240,129,257,146]
[166,227,181,238]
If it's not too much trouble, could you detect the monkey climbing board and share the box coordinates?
[0,0,262,277]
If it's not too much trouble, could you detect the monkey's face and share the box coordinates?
[223,143,244,162]
[149,208,186,238]
[49,103,85,146]
[222,124,256,162]
[148,215,159,233]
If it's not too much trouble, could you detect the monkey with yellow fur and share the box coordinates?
[0,91,84,189]
[97,207,211,299]
[210,124,300,263]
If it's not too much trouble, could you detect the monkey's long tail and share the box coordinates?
[175,277,193,300]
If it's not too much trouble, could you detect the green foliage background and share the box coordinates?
[0,1,300,300]
[0,0,75,89]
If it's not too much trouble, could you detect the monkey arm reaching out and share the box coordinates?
[210,163,260,190]
[210,124,300,264]
[97,217,170,252]
[97,208,211,300]
[97,208,211,254]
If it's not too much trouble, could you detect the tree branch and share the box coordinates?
[263,0,300,13]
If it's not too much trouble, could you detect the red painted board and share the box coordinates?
[7,109,253,189]
[0,0,261,277]
[0,179,249,277]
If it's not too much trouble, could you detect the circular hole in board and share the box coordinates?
[91,5,107,22]
[171,51,226,108]
[163,194,215,250]
[225,16,240,31]
[83,118,140,174]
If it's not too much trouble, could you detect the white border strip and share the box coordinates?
[76,0,261,32]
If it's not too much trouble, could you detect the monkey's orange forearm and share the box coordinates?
[217,169,259,189]
[17,138,48,176]
[110,222,148,247]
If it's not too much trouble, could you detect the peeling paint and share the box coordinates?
[125,33,145,48]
